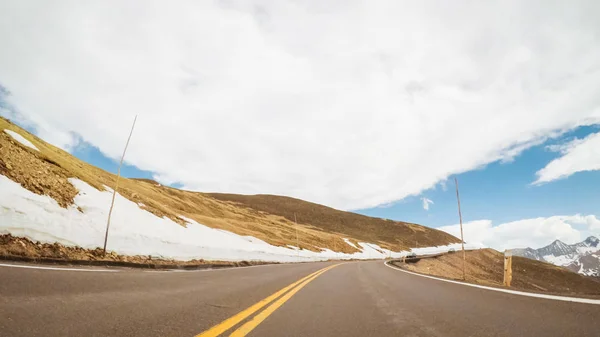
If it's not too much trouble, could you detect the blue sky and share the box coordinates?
[357,126,600,228]
[70,140,185,189]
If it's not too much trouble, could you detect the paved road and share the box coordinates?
[1,261,599,336]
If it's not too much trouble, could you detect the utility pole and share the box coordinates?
[454,177,466,280]
[103,115,137,254]
[294,213,300,259]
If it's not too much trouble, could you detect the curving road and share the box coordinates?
[1,260,599,336]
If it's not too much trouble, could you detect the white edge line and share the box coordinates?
[0,263,119,272]
[0,261,287,274]
[384,261,600,305]
[143,263,283,273]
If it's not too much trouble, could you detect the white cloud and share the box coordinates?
[421,197,434,211]
[438,215,600,250]
[438,179,448,192]
[535,131,600,184]
[1,1,600,210]
[545,138,586,154]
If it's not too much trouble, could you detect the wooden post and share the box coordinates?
[103,115,137,254]
[454,177,466,280]
[508,255,513,286]
[504,250,513,287]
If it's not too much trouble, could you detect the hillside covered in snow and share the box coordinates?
[0,117,464,262]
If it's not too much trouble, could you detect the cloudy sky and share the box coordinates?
[1,0,599,250]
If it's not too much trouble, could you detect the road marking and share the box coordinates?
[384,261,600,305]
[229,264,339,336]
[1,261,282,274]
[196,263,341,337]
[0,263,119,272]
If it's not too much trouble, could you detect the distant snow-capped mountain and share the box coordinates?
[575,236,600,248]
[512,236,600,277]
[511,247,543,261]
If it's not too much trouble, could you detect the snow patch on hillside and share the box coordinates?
[576,247,598,255]
[4,129,39,151]
[0,175,470,262]
[543,254,578,266]
[343,238,359,249]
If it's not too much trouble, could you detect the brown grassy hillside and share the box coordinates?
[0,116,458,252]
[208,193,459,249]
[399,249,600,296]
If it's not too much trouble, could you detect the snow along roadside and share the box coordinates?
[0,174,479,262]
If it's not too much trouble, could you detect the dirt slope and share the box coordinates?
[0,117,458,252]
[400,249,600,296]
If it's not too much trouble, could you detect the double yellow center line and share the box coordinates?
[196,263,341,337]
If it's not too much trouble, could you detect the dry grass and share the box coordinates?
[1,117,459,252]
[402,249,600,296]
[207,193,460,251]
[0,131,78,208]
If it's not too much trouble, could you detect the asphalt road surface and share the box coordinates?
[1,260,599,337]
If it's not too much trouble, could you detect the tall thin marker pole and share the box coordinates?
[454,177,466,280]
[103,115,138,254]
[294,213,300,259]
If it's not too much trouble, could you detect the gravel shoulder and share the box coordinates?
[391,248,600,298]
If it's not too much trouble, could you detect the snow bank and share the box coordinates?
[410,242,485,255]
[4,129,39,151]
[0,175,471,262]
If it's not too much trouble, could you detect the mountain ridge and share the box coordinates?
[513,236,600,277]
